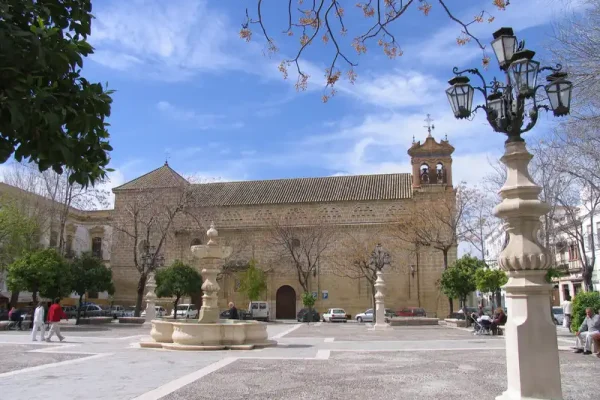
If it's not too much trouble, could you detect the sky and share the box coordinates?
[72,0,587,196]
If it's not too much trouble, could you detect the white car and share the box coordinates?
[322,308,347,323]
[110,305,126,318]
[141,306,166,318]
[355,309,374,323]
[171,304,198,319]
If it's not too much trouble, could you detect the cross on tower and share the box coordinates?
[165,150,171,166]
[424,114,435,137]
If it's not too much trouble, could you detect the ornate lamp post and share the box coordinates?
[141,244,165,322]
[369,244,391,327]
[446,27,572,400]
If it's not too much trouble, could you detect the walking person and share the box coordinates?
[31,302,46,342]
[228,302,239,320]
[561,296,573,329]
[46,298,66,342]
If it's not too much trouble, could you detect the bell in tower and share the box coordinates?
[407,115,455,190]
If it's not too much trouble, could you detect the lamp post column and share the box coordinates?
[494,141,562,400]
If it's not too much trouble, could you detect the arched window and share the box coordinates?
[292,238,301,248]
[420,164,430,183]
[436,162,445,183]
[138,240,149,253]
[49,231,58,248]
[191,238,202,247]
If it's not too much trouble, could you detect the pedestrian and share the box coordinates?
[228,302,239,320]
[46,298,66,342]
[31,302,46,341]
[573,307,600,355]
[9,307,22,330]
[561,296,573,329]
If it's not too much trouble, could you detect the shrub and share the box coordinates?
[571,291,600,332]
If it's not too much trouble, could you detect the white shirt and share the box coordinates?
[33,306,45,324]
[562,301,572,314]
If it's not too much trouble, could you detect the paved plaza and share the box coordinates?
[0,322,597,400]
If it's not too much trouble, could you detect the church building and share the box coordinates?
[110,133,457,318]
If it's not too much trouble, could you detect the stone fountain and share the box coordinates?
[140,223,276,350]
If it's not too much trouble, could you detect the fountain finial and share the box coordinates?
[206,222,218,245]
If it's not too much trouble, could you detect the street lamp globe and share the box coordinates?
[508,49,540,98]
[446,76,474,119]
[491,27,517,70]
[486,92,506,130]
[545,72,573,117]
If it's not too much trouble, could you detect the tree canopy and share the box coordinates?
[155,260,202,319]
[238,259,267,301]
[0,200,40,268]
[475,268,508,295]
[440,255,484,307]
[7,248,72,302]
[0,0,114,186]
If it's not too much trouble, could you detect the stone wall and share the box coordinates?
[110,190,455,318]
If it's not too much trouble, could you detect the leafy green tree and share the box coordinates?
[301,292,316,324]
[238,259,267,301]
[70,252,114,324]
[0,0,114,186]
[440,255,484,312]
[155,260,202,319]
[475,268,508,309]
[7,248,71,302]
[571,291,600,333]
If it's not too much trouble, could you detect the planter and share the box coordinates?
[78,317,112,325]
[150,320,174,343]
[389,317,439,326]
[118,317,145,325]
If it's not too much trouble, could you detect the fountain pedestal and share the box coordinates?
[140,223,275,351]
[371,271,390,330]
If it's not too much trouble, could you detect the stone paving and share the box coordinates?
[0,322,596,400]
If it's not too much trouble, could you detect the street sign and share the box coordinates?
[322,290,329,300]
[312,291,318,299]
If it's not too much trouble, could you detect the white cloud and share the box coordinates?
[156,101,243,130]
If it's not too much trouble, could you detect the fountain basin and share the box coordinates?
[140,319,276,351]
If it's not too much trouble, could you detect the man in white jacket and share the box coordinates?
[31,302,46,342]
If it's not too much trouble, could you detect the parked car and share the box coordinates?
[552,306,564,325]
[322,308,347,323]
[123,306,137,317]
[396,307,427,317]
[247,301,269,321]
[297,308,320,322]
[171,304,198,319]
[219,308,250,320]
[355,308,395,323]
[141,306,166,318]
[110,305,126,319]
[62,305,79,319]
[78,304,104,317]
[0,308,8,321]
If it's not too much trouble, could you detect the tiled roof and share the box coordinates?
[113,163,189,191]
[190,173,412,206]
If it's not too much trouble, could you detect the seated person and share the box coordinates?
[9,307,22,330]
[573,307,600,355]
[491,308,507,335]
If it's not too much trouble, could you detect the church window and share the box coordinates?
[191,238,202,246]
[49,231,58,248]
[420,164,430,183]
[292,238,301,248]
[92,237,102,259]
[436,162,445,183]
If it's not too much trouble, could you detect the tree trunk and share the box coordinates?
[9,291,19,308]
[442,250,453,315]
[134,273,147,317]
[173,296,180,320]
[32,290,38,304]
[370,282,376,324]
[496,290,502,309]
[76,294,83,325]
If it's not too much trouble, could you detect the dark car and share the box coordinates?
[0,308,8,321]
[297,308,320,322]
[220,309,250,320]
[396,307,427,317]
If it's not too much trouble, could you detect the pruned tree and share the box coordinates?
[238,259,268,301]
[0,0,114,186]
[113,185,195,316]
[155,260,202,319]
[475,267,507,310]
[70,252,114,325]
[461,185,499,261]
[240,0,510,100]
[393,184,474,313]
[331,231,391,316]
[267,213,335,292]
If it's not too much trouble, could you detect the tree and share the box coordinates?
[331,232,391,319]
[462,186,500,261]
[70,252,114,324]
[6,248,71,302]
[238,259,267,301]
[155,260,202,319]
[570,291,600,333]
[267,214,334,293]
[475,268,508,310]
[240,0,509,100]
[394,183,474,313]
[113,185,195,316]
[301,291,316,324]
[0,0,114,186]
[439,255,483,312]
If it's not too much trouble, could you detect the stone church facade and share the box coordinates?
[110,135,457,318]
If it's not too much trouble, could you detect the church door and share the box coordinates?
[276,285,296,319]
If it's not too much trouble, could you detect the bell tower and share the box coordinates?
[407,115,455,190]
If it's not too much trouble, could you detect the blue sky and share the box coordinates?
[82,0,586,193]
